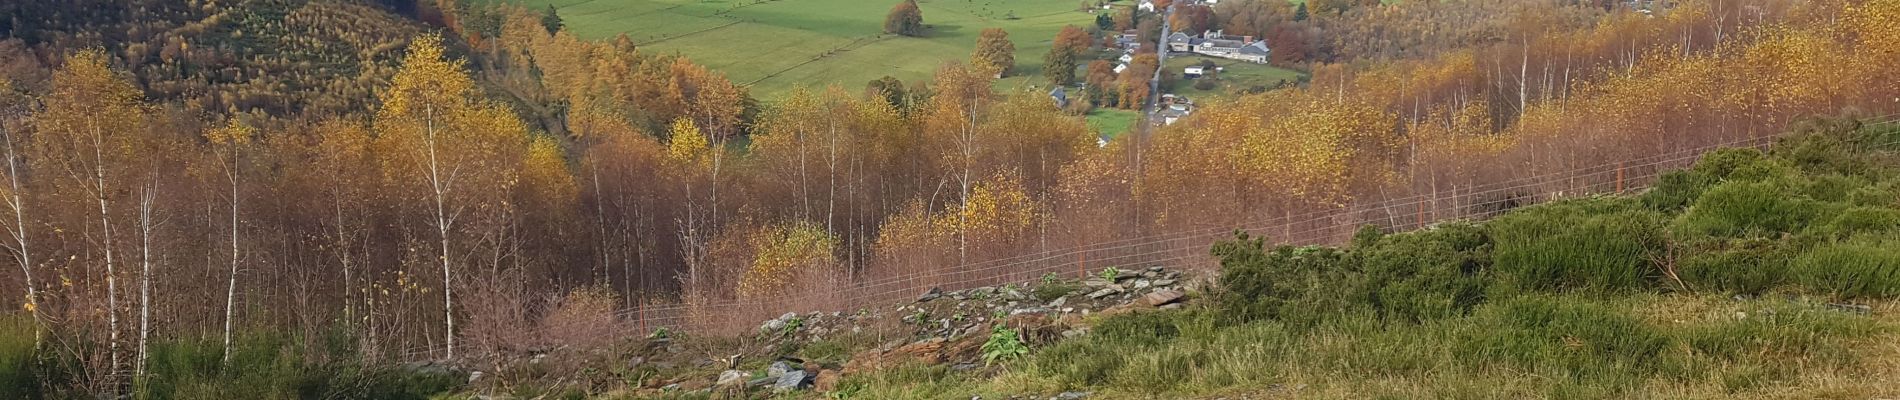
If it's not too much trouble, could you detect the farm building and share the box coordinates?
[1167,30,1271,64]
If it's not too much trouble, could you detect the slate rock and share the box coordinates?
[773,370,814,392]
[767,361,796,378]
[918,287,944,302]
[716,370,750,386]
[1143,290,1185,307]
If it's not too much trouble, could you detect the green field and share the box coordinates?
[1163,54,1305,101]
[1085,108,1141,139]
[511,0,1107,99]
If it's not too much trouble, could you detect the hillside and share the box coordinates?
[461,117,1900,398]
[1,0,1899,398]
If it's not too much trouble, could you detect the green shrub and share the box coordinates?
[1672,180,1821,239]
[1642,169,1717,211]
[1792,236,1900,299]
[1813,206,1900,239]
[1353,223,1492,322]
[1031,281,1080,303]
[1676,238,1792,295]
[1212,232,1364,325]
[980,327,1028,365]
[1488,198,1665,293]
[0,316,44,400]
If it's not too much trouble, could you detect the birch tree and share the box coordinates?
[31,50,147,384]
[376,35,528,360]
[203,118,254,365]
[0,80,39,345]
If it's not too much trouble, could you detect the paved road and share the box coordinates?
[1147,2,1173,122]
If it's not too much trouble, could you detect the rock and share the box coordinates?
[1047,296,1067,308]
[768,361,796,378]
[627,356,646,370]
[467,370,484,384]
[970,287,996,297]
[1133,279,1152,289]
[918,287,944,302]
[774,370,814,392]
[1086,286,1123,299]
[677,377,714,391]
[1061,307,1074,313]
[1055,391,1091,400]
[1827,303,1874,315]
[1152,279,1177,287]
[1143,290,1185,307]
[1010,307,1050,316]
[1113,270,1140,281]
[1061,329,1085,338]
[747,376,777,388]
[761,312,799,332]
[1158,303,1184,310]
[813,369,842,392]
[1140,270,1159,279]
[1082,277,1114,288]
[1004,288,1025,299]
[716,370,750,386]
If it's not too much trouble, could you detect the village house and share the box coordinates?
[1138,0,1156,12]
[1167,30,1271,64]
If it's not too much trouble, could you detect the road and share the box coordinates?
[1144,1,1174,131]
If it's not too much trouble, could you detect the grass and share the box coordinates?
[843,295,1898,399]
[508,0,1104,98]
[1161,55,1305,101]
[0,320,464,400]
[1084,108,1141,139]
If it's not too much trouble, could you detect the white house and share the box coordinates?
[1118,52,1135,63]
[1113,63,1128,74]
[1138,0,1156,12]
[1183,66,1205,77]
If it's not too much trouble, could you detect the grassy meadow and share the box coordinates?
[510,0,1108,98]
[1163,55,1305,100]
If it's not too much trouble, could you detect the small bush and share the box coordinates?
[1353,223,1492,323]
[1672,180,1821,239]
[1792,236,1900,299]
[1031,281,1080,303]
[1676,238,1792,295]
[1212,232,1363,325]
[1191,79,1216,91]
[0,317,43,399]
[1813,206,1900,239]
[981,327,1028,365]
[1642,169,1717,211]
[1488,198,1665,293]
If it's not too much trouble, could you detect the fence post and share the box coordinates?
[1617,161,1626,194]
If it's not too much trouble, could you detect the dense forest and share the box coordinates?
[1,0,1898,396]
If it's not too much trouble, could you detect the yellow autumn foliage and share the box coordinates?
[738,222,838,297]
